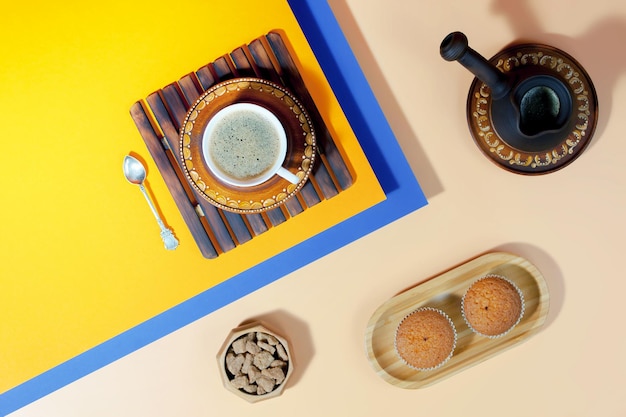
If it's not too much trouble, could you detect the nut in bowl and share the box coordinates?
[217,321,293,403]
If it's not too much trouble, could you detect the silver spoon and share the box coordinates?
[123,155,179,250]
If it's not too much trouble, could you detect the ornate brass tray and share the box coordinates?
[467,44,598,175]
[179,77,316,213]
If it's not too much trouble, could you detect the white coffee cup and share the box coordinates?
[202,103,300,187]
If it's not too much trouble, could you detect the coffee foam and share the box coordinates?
[203,103,286,186]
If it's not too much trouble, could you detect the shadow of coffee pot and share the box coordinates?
[439,31,598,174]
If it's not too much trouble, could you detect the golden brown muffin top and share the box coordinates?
[462,276,523,337]
[395,309,456,370]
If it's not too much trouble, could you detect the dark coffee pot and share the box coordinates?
[440,31,575,152]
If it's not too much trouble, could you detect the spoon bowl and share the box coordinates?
[123,155,147,185]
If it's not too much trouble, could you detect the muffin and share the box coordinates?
[462,274,525,338]
[394,307,457,371]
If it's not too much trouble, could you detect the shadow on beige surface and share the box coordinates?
[491,0,626,146]
[329,0,444,200]
[241,310,313,388]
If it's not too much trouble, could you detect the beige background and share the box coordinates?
[10,0,626,415]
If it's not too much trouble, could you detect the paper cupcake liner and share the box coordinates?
[461,274,525,339]
[393,307,457,372]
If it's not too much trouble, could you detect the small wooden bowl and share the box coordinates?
[217,321,293,403]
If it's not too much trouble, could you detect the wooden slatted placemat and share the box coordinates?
[130,32,353,259]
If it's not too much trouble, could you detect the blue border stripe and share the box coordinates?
[288,0,402,193]
[0,1,427,415]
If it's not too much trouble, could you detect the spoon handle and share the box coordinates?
[139,184,179,250]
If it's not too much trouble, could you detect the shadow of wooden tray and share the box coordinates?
[130,32,354,259]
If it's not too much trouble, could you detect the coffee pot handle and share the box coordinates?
[440,31,511,100]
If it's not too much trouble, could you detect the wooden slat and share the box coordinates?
[283,196,304,217]
[177,72,204,107]
[230,47,257,78]
[264,207,287,226]
[129,101,218,259]
[244,214,269,236]
[247,39,284,84]
[308,161,338,199]
[245,213,271,236]
[212,56,236,79]
[196,65,216,91]
[160,84,188,131]
[222,212,253,244]
[298,182,322,207]
[145,92,182,146]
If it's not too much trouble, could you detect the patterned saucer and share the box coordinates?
[466,43,598,175]
[179,78,316,213]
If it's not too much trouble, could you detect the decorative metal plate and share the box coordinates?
[180,78,316,213]
[467,44,598,175]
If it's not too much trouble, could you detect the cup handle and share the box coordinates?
[277,167,301,185]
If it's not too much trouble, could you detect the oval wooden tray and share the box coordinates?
[364,252,549,388]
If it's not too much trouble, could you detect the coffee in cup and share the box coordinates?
[202,103,300,187]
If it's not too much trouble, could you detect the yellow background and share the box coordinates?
[0,0,385,392]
